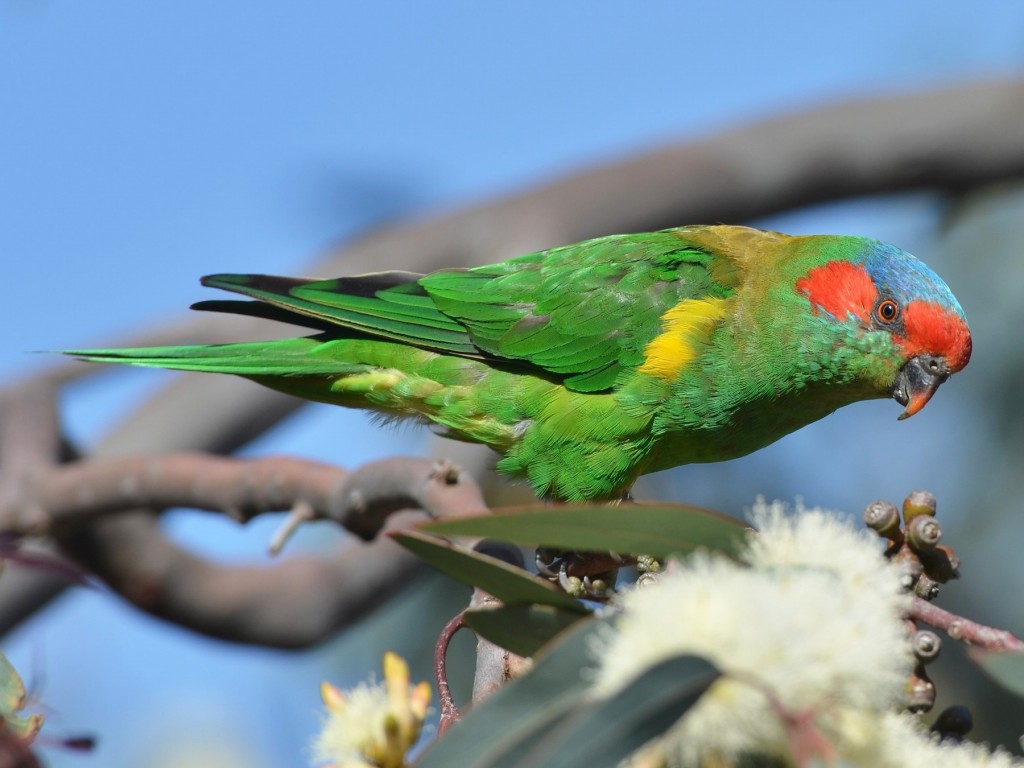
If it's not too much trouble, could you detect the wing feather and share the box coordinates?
[193,228,742,392]
[199,273,479,355]
[421,230,740,391]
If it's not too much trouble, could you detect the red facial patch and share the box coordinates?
[796,262,876,322]
[900,301,972,372]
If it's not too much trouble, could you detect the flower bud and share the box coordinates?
[930,705,973,742]
[902,490,937,521]
[911,629,941,664]
[906,515,942,552]
[864,500,901,538]
[905,667,936,713]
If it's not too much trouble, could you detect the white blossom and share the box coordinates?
[590,501,1021,766]
[850,712,1024,768]
[312,652,430,768]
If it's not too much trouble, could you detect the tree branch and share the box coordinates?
[12,454,485,542]
[18,450,486,647]
[0,382,490,647]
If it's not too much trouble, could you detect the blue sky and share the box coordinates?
[2,2,1024,765]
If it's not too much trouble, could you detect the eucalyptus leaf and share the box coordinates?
[508,653,719,768]
[392,530,589,614]
[415,617,602,768]
[417,615,719,768]
[463,603,586,657]
[422,502,748,559]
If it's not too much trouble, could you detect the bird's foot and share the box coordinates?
[535,547,623,599]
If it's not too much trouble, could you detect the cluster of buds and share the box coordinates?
[863,491,972,740]
[863,490,959,600]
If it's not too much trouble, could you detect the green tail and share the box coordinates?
[66,337,365,378]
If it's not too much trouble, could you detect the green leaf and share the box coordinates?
[970,650,1024,698]
[463,603,586,657]
[414,617,601,768]
[391,530,589,614]
[422,502,748,559]
[507,653,719,768]
[416,614,719,768]
[0,652,42,741]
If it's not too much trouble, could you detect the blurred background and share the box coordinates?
[2,2,1024,765]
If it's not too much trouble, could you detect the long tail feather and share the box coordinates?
[65,338,365,377]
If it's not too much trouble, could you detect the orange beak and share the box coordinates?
[893,355,950,421]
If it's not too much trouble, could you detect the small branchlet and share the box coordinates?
[434,611,466,734]
[865,491,1024,727]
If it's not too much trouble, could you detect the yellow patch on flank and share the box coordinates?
[331,370,402,393]
[638,297,728,380]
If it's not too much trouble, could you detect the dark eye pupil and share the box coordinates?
[878,301,897,321]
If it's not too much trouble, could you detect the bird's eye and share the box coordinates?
[875,298,900,324]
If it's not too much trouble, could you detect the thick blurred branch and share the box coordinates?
[13,454,484,541]
[3,77,1024,641]
[0,385,489,647]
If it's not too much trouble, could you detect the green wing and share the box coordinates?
[190,229,739,392]
[420,230,739,391]
[196,272,479,355]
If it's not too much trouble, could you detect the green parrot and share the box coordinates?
[68,225,971,502]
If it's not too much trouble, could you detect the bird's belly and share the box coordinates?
[646,384,875,471]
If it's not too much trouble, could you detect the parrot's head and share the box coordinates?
[795,239,971,419]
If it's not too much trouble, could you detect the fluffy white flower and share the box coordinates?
[746,497,907,604]
[313,680,391,768]
[593,501,914,765]
[312,652,430,768]
[851,712,1024,768]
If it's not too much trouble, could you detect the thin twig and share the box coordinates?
[435,611,466,735]
[908,596,1024,653]
[268,500,316,556]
